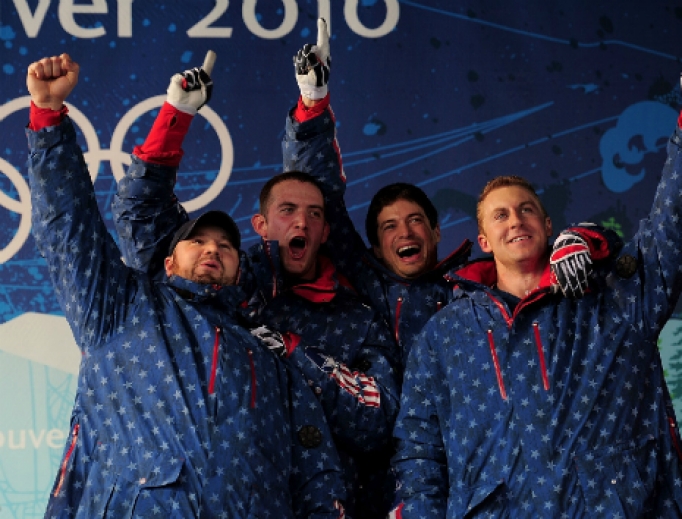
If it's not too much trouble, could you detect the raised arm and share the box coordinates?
[112,59,215,275]
[609,108,682,327]
[26,54,133,351]
[283,19,373,291]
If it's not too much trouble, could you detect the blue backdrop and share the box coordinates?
[1,1,682,516]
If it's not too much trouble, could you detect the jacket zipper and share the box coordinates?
[394,297,403,345]
[247,350,257,408]
[208,327,220,394]
[54,423,79,496]
[486,330,507,400]
[532,322,550,391]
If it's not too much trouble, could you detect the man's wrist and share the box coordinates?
[301,96,323,108]
[293,93,331,123]
[32,98,64,111]
[29,101,68,131]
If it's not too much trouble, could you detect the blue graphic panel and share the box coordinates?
[1,1,681,514]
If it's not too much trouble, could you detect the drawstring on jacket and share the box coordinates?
[54,423,79,496]
[487,330,508,401]
[533,322,550,391]
[209,327,257,408]
[208,327,220,394]
[487,322,550,401]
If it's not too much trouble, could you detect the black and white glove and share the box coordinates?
[167,66,213,115]
[250,325,287,357]
[550,231,593,299]
[293,18,330,100]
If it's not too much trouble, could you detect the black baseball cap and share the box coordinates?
[168,210,241,254]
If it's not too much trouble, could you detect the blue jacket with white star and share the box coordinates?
[390,125,682,517]
[244,240,401,519]
[111,110,401,518]
[282,99,473,369]
[27,117,346,519]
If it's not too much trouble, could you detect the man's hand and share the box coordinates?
[166,53,214,115]
[294,18,330,103]
[550,231,593,299]
[27,54,79,110]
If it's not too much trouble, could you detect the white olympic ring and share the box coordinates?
[0,95,234,264]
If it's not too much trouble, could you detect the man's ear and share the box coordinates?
[434,223,441,244]
[372,245,383,259]
[251,213,268,239]
[321,221,330,244]
[545,216,553,238]
[164,255,174,277]
[478,233,492,254]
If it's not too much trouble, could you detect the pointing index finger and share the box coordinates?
[316,18,330,60]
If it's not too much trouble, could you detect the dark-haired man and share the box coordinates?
[283,20,620,367]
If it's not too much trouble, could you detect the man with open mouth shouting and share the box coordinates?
[283,19,622,371]
[112,28,400,519]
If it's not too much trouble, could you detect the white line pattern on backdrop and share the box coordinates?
[0,95,234,264]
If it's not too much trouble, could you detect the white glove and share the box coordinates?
[166,66,213,115]
[293,18,330,100]
[550,231,592,299]
[250,325,287,357]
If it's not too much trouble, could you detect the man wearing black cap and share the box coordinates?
[25,53,346,519]
[164,211,241,286]
[112,42,401,519]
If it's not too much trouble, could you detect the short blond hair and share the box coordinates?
[476,175,548,234]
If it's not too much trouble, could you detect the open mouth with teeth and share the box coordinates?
[397,244,421,259]
[509,236,530,244]
[289,236,308,259]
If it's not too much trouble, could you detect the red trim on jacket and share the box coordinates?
[291,255,344,303]
[29,101,69,131]
[133,102,193,167]
[283,331,301,357]
[433,238,472,271]
[208,327,220,394]
[292,93,331,123]
[456,258,498,287]
[565,226,610,260]
[456,258,553,291]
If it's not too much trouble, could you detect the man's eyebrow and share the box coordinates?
[489,200,536,213]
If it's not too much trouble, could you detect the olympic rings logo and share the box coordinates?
[0,95,233,264]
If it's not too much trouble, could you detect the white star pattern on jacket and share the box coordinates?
[27,118,346,518]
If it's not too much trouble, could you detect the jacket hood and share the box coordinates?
[165,273,246,314]
[452,256,554,296]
